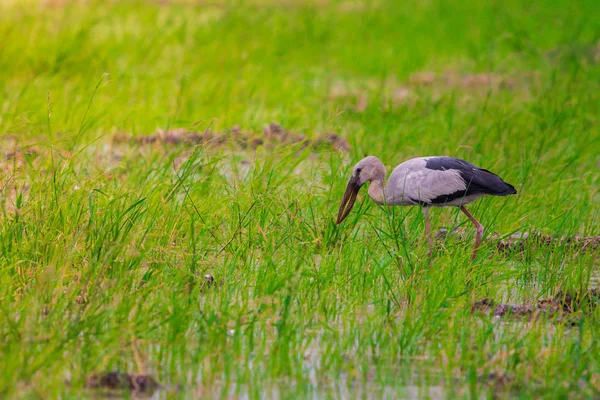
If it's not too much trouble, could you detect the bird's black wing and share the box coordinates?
[424,157,516,204]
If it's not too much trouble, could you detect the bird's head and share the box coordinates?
[336,156,385,224]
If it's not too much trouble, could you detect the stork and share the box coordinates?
[336,156,517,260]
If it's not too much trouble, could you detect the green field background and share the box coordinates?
[1,0,599,398]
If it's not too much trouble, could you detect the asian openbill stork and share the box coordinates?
[336,156,517,260]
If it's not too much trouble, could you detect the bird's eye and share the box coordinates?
[356,168,362,175]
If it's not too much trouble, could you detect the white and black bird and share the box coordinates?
[336,156,517,260]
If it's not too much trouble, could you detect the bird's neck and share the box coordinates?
[368,178,386,205]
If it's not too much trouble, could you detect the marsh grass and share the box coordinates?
[1,0,600,398]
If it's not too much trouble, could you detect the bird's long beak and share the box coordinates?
[336,175,361,224]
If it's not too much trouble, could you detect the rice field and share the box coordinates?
[1,0,599,398]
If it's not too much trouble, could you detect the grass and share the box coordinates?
[1,0,600,397]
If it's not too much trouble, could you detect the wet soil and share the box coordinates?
[495,231,600,253]
[113,123,351,152]
[479,371,515,391]
[85,371,160,395]
[472,289,599,322]
[437,229,600,254]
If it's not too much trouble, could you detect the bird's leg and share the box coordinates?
[422,207,433,256]
[460,205,484,261]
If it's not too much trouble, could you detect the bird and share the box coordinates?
[336,155,517,260]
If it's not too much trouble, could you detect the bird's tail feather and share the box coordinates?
[497,183,517,196]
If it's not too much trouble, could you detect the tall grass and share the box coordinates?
[0,0,599,398]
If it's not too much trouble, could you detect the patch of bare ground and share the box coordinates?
[389,42,600,107]
[472,289,599,322]
[85,371,161,396]
[328,69,539,110]
[544,41,600,65]
[113,123,351,152]
[0,137,41,174]
[471,298,495,313]
[408,71,518,91]
[0,138,42,215]
[437,228,600,254]
[405,70,541,103]
[495,231,600,253]
[479,371,516,393]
